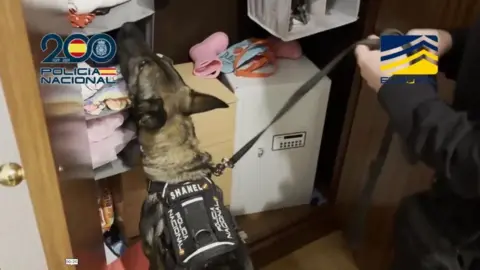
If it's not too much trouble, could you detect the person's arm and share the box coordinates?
[378,75,480,198]
[438,28,470,80]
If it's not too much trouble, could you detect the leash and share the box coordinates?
[345,122,395,249]
[345,30,427,249]
[211,28,419,249]
[212,28,405,176]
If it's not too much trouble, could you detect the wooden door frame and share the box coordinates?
[333,1,480,270]
[0,0,74,267]
[0,1,105,269]
[329,0,386,204]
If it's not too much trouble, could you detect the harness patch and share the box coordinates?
[168,209,189,256]
[159,177,239,268]
[168,182,207,201]
[211,196,233,240]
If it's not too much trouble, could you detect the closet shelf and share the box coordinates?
[72,0,154,36]
[247,0,360,41]
[86,13,153,181]
[94,158,131,180]
[86,108,128,121]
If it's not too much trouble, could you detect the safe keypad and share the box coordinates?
[280,140,302,148]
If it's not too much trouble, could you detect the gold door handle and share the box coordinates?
[0,162,25,187]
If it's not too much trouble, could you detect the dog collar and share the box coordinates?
[147,179,167,195]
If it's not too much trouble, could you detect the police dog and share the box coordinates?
[116,22,253,270]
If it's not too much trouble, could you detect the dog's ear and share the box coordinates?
[136,98,167,130]
[183,90,229,115]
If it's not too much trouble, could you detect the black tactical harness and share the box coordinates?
[147,177,241,269]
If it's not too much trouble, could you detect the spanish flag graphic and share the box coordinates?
[380,35,438,76]
[67,38,87,58]
[97,67,117,76]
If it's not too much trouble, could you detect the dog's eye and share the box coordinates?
[138,60,148,71]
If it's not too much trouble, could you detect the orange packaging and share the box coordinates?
[98,187,115,233]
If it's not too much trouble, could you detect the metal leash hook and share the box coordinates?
[213,158,234,176]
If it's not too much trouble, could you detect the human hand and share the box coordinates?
[355,30,448,92]
[354,35,391,92]
[406,28,452,57]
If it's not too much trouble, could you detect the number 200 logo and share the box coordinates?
[40,33,117,64]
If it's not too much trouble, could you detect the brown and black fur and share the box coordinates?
[116,22,252,270]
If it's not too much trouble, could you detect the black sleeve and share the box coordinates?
[378,75,480,198]
[438,28,469,80]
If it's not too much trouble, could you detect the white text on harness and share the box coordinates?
[169,183,203,201]
[168,209,189,251]
[210,198,233,239]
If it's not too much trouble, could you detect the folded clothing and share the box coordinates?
[79,62,123,100]
[84,103,106,116]
[219,38,277,78]
[219,39,268,74]
[79,61,104,100]
[84,80,131,116]
[87,112,125,142]
[86,80,128,103]
[90,127,136,168]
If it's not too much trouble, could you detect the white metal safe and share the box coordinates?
[222,56,331,215]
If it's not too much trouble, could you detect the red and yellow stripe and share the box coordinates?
[68,39,87,58]
[97,67,117,76]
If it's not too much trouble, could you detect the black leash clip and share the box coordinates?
[213,158,234,176]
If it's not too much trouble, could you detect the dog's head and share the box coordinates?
[116,22,228,131]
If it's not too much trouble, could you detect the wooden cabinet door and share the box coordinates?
[0,0,105,269]
[0,71,48,270]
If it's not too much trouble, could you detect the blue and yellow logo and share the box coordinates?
[39,33,118,85]
[380,35,438,76]
[40,33,116,64]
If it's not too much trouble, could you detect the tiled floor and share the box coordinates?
[262,231,358,270]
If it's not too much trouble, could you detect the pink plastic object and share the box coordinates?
[267,36,303,60]
[189,32,229,78]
